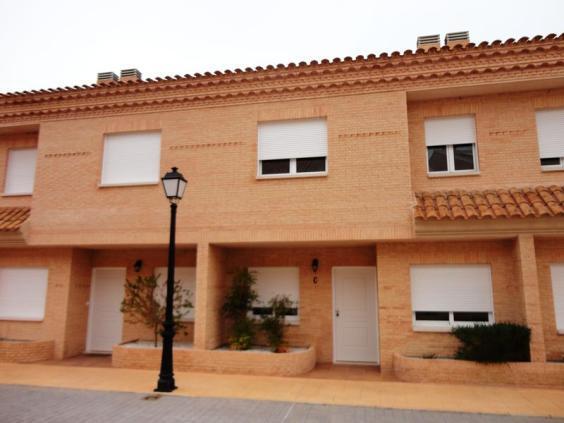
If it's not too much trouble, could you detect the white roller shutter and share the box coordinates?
[550,264,564,333]
[410,265,493,312]
[101,131,161,185]
[258,118,327,160]
[4,148,37,195]
[250,267,300,322]
[535,109,564,159]
[0,268,49,320]
[154,267,196,320]
[424,115,476,147]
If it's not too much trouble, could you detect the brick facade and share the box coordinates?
[1,35,564,380]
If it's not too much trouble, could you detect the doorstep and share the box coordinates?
[1,362,564,417]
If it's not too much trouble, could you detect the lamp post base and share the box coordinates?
[154,377,177,393]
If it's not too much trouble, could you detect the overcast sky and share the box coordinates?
[0,0,562,93]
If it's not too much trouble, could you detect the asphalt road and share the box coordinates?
[0,385,562,423]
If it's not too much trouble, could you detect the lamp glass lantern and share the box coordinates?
[161,167,187,202]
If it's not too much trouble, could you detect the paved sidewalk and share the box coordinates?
[1,362,564,418]
[1,385,562,423]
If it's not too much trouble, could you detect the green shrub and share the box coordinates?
[222,268,258,350]
[260,295,294,353]
[452,322,531,363]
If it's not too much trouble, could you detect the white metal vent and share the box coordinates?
[97,72,118,83]
[120,68,142,80]
[445,31,470,44]
[417,34,440,48]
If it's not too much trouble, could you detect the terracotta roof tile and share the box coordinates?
[0,207,30,231]
[414,186,564,221]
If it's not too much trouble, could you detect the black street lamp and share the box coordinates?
[155,167,187,393]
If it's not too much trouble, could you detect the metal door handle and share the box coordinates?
[336,310,340,317]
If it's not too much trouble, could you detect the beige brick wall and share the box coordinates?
[376,240,525,374]
[25,91,413,247]
[408,88,564,192]
[535,238,564,361]
[0,339,54,363]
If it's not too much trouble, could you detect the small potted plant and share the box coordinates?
[260,295,294,353]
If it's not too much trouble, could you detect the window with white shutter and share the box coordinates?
[257,118,327,177]
[424,115,478,174]
[101,131,161,186]
[410,265,494,331]
[0,268,49,321]
[154,267,196,321]
[535,108,564,170]
[3,148,38,195]
[249,267,300,323]
[550,264,564,333]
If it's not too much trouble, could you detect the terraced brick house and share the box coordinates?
[1,31,564,379]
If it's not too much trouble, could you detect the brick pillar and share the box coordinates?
[514,234,546,362]
[194,243,226,350]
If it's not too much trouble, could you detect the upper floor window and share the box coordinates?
[101,131,161,186]
[535,108,564,170]
[257,118,327,178]
[3,148,37,196]
[410,264,494,332]
[424,115,478,175]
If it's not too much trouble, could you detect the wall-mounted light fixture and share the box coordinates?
[133,259,143,273]
[311,258,319,285]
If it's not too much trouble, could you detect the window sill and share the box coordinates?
[1,192,32,197]
[412,325,452,333]
[256,172,327,180]
[98,181,160,188]
[541,167,564,173]
[427,170,480,178]
[0,317,44,322]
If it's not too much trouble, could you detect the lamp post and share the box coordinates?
[155,167,187,393]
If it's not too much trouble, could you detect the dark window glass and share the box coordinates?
[261,159,290,175]
[541,157,561,166]
[427,146,448,172]
[252,307,298,316]
[453,312,489,322]
[296,157,326,173]
[414,311,449,321]
[453,143,475,171]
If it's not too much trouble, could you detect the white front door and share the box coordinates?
[333,267,379,363]
[86,268,125,353]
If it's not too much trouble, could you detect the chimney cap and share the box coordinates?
[120,68,142,82]
[417,34,440,47]
[445,31,470,45]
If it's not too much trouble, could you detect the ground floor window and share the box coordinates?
[550,264,564,334]
[249,267,299,324]
[154,267,196,321]
[410,264,494,331]
[0,267,48,321]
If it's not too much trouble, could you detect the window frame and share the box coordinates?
[2,147,38,196]
[540,157,564,172]
[257,157,328,179]
[426,143,479,176]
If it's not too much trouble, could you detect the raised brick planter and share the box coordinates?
[113,343,316,376]
[0,339,54,363]
[393,353,564,387]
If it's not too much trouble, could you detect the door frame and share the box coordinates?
[86,267,125,354]
[331,266,379,365]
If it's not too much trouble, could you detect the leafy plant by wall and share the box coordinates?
[120,274,193,347]
[260,295,295,353]
[451,322,531,363]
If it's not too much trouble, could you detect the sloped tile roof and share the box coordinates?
[0,207,30,231]
[414,186,564,221]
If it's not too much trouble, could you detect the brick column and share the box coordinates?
[194,243,226,350]
[514,234,546,362]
